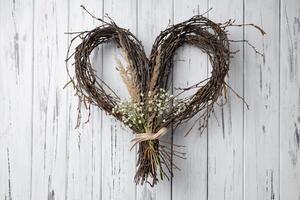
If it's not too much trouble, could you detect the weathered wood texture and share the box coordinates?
[244,1,280,200]
[0,0,299,199]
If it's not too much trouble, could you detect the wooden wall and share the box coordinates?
[0,0,299,199]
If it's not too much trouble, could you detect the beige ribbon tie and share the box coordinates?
[130,127,168,150]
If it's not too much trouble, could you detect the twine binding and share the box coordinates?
[130,127,168,150]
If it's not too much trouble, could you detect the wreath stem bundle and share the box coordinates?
[66,6,265,186]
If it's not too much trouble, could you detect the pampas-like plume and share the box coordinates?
[117,33,141,102]
[116,58,140,102]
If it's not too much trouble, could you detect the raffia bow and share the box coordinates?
[130,127,168,150]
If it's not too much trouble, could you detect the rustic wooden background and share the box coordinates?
[0,0,300,199]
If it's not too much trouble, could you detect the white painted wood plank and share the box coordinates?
[0,1,14,198]
[280,0,300,199]
[31,1,69,199]
[89,60,103,199]
[101,0,137,199]
[67,2,103,200]
[136,0,173,199]
[244,0,280,200]
[207,1,244,200]
[172,1,208,200]
[0,0,33,199]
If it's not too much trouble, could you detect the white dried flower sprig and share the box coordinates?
[112,99,145,129]
[112,88,187,131]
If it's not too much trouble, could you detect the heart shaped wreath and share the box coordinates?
[65,6,264,187]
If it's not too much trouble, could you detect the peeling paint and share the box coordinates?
[289,149,298,166]
[265,170,275,200]
[294,16,300,33]
[47,176,55,200]
[295,123,300,149]
[285,7,296,81]
[55,89,59,119]
[288,46,295,80]
[270,170,275,200]
[77,131,81,151]
[298,90,300,124]
[13,32,19,75]
[259,64,262,90]
[260,12,266,65]
[47,190,55,200]
[7,148,12,200]
[11,7,19,76]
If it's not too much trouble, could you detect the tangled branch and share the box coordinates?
[66,6,264,186]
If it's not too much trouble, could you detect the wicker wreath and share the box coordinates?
[66,6,264,186]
